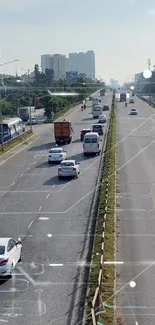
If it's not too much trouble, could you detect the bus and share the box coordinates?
[17,106,35,122]
[0,117,25,144]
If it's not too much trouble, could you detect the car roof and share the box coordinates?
[81,128,91,131]
[0,238,11,246]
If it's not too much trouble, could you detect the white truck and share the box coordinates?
[92,105,102,118]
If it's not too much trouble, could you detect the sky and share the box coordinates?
[0,0,155,83]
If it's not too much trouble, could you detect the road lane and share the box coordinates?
[0,91,112,325]
[116,96,155,325]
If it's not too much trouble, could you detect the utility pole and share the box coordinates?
[147,58,151,70]
[28,69,32,132]
[0,83,4,151]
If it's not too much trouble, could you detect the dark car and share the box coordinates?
[103,105,109,111]
[92,124,103,135]
[80,128,91,141]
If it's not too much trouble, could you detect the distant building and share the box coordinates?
[51,54,66,80]
[110,78,119,89]
[69,51,95,79]
[41,54,52,73]
[20,71,35,83]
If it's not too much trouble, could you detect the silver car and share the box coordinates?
[58,160,80,179]
[48,148,67,163]
[98,115,106,123]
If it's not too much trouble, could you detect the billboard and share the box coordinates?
[66,71,78,80]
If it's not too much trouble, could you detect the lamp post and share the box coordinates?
[0,59,19,150]
[21,68,33,132]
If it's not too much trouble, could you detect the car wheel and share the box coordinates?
[58,176,61,180]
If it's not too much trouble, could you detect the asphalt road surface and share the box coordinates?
[116,97,155,325]
[0,91,112,325]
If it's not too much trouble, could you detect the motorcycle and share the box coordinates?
[125,102,127,107]
[84,104,86,110]
[81,106,84,111]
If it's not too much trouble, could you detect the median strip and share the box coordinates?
[0,131,35,156]
[85,96,116,325]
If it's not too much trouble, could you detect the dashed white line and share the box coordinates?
[39,217,49,220]
[53,184,55,188]
[28,221,34,229]
[27,167,30,171]
[33,162,36,165]
[20,174,24,178]
[38,206,42,212]
[104,261,124,265]
[46,194,50,199]
[1,192,5,196]
[49,264,64,267]
[11,182,15,186]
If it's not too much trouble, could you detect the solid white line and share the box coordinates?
[46,194,50,199]
[104,261,124,265]
[20,174,23,178]
[11,182,15,186]
[38,206,42,211]
[28,221,34,228]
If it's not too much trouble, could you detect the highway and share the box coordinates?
[0,92,112,325]
[116,96,155,325]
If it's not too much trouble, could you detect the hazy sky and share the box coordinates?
[0,0,155,83]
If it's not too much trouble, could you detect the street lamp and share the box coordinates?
[21,68,33,132]
[0,59,19,151]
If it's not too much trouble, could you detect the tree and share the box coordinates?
[45,69,54,86]
[34,64,41,85]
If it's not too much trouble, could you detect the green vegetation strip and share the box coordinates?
[0,131,34,156]
[86,104,116,325]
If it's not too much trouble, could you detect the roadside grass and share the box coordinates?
[99,106,116,325]
[0,131,34,156]
[86,104,116,324]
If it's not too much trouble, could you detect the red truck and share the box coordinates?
[54,121,73,145]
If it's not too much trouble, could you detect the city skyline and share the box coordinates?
[41,51,95,80]
[0,0,155,82]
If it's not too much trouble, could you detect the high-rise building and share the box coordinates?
[69,51,95,79]
[51,54,66,79]
[41,54,52,73]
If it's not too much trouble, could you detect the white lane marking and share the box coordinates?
[17,266,35,285]
[27,167,30,170]
[20,174,23,178]
[28,221,34,229]
[39,217,49,220]
[11,182,15,186]
[49,264,63,267]
[47,234,52,237]
[104,261,124,265]
[33,161,36,164]
[53,184,55,188]
[38,206,42,212]
[46,194,50,199]
[1,192,5,196]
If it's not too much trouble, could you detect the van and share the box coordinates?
[92,124,103,135]
[92,105,103,118]
[83,132,101,155]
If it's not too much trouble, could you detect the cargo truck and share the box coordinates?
[54,121,72,145]
[100,89,105,96]
[120,93,126,102]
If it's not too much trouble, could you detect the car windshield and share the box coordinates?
[0,246,5,255]
[50,149,62,153]
[93,125,102,129]
[61,162,74,167]
[131,109,136,111]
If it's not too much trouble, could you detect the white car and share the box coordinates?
[98,115,106,123]
[48,147,67,163]
[130,108,137,115]
[0,238,22,277]
[58,160,80,179]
